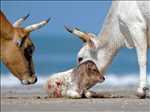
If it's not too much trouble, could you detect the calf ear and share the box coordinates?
[86,61,97,71]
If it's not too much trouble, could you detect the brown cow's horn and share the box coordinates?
[65,26,90,42]
[25,18,50,32]
[13,14,30,27]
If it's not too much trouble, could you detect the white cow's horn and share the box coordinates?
[65,26,90,42]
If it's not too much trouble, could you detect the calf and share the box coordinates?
[44,60,105,98]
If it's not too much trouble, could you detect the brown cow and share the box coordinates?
[0,11,50,85]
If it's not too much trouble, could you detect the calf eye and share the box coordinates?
[78,57,83,63]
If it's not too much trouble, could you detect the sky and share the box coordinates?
[1,1,113,74]
[1,1,150,76]
[1,1,111,36]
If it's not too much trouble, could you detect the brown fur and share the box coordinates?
[0,11,36,84]
[71,61,104,96]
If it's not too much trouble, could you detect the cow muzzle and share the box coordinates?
[21,76,37,85]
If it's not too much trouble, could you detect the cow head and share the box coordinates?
[0,11,50,85]
[65,26,100,62]
[65,26,111,77]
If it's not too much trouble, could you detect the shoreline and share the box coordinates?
[1,85,150,112]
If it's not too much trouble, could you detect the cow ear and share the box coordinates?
[87,39,96,49]
[86,33,97,49]
[15,36,26,47]
[13,28,28,47]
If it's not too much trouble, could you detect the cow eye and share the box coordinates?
[78,57,83,63]
[16,38,23,47]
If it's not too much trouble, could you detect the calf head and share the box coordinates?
[67,60,105,98]
[0,11,50,85]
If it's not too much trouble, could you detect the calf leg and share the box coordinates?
[84,91,105,98]
[66,90,81,98]
[84,90,116,98]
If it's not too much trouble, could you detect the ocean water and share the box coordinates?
[1,34,150,87]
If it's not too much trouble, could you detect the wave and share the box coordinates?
[1,73,150,87]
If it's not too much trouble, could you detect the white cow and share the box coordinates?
[65,1,150,98]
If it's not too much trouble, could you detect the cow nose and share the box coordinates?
[21,76,37,85]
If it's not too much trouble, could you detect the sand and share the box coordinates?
[1,85,150,112]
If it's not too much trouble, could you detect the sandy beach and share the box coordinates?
[1,85,150,112]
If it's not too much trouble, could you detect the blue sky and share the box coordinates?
[1,1,150,75]
[1,1,111,36]
[1,1,113,74]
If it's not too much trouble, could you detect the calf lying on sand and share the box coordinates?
[44,60,105,98]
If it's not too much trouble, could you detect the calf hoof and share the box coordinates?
[136,87,149,99]
[84,91,92,98]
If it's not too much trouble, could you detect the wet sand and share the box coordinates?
[1,85,150,112]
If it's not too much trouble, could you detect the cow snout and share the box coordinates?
[21,76,37,85]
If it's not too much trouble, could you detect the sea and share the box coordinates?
[1,34,150,87]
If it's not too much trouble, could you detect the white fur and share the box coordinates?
[66,90,81,98]
[44,69,74,97]
[44,69,85,98]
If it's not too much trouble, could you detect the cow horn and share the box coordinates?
[25,18,50,32]
[64,26,91,42]
[13,14,29,27]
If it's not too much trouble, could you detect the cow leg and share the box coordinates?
[136,46,148,98]
[129,25,148,98]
